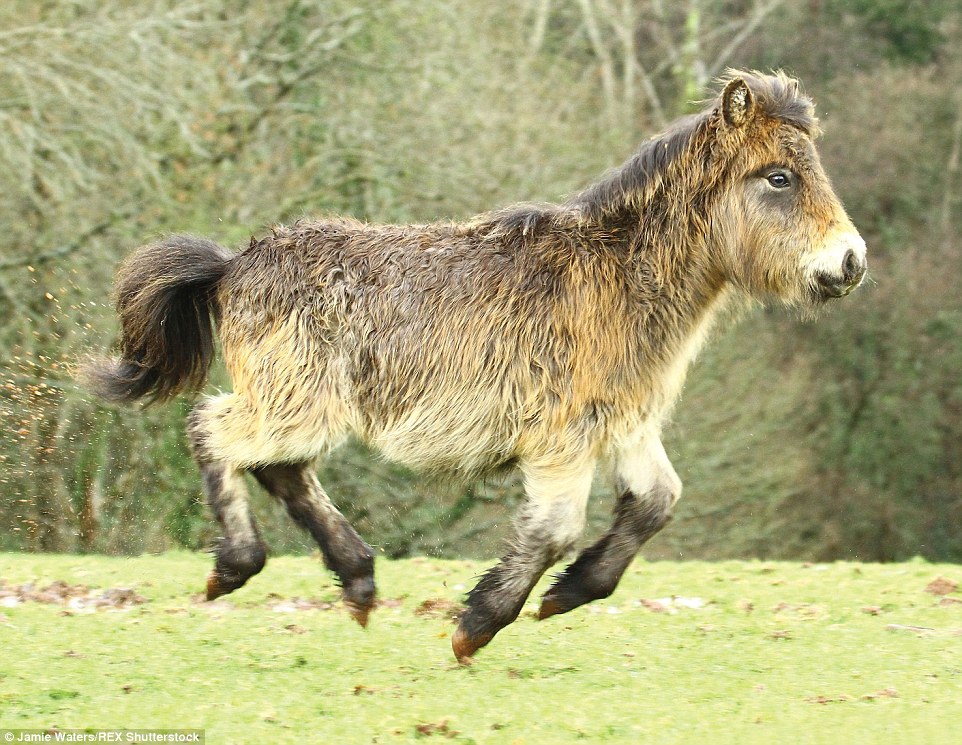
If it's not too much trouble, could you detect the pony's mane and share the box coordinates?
[566,112,704,221]
[475,70,817,236]
[733,68,818,134]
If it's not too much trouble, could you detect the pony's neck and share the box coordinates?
[632,211,728,351]
[569,111,729,333]
[564,113,735,398]
[616,207,731,419]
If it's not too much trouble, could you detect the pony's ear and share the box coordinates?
[721,77,754,128]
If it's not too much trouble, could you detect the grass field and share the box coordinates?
[0,552,959,744]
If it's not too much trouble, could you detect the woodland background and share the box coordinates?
[1,0,960,563]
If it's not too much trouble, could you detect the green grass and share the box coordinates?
[0,553,960,744]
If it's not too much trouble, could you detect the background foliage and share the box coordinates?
[1,0,960,562]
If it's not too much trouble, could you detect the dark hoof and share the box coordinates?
[537,594,564,620]
[206,571,233,601]
[345,601,371,628]
[207,543,266,600]
[451,624,492,665]
[343,575,376,628]
[206,567,256,601]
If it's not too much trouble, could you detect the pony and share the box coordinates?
[83,71,866,662]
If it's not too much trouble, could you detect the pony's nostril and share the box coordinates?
[842,249,861,282]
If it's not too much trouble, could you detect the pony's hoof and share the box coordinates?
[537,595,563,620]
[345,601,371,628]
[343,576,375,628]
[206,572,227,601]
[451,625,492,665]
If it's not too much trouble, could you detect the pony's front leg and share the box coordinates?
[538,428,680,619]
[452,457,595,663]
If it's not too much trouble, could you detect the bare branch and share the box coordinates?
[706,0,784,81]
[577,0,618,127]
[617,0,637,128]
[0,209,131,271]
[942,105,962,242]
[529,0,552,55]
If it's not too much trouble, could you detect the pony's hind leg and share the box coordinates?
[251,462,376,627]
[197,461,267,600]
[188,402,268,600]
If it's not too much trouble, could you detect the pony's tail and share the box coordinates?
[80,235,235,405]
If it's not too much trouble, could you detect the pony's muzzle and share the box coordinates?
[816,248,866,298]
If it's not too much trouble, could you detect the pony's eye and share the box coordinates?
[766,171,792,188]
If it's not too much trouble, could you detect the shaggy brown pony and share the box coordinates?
[83,71,866,662]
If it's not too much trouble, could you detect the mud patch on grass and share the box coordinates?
[924,577,959,596]
[0,579,146,611]
[413,598,462,621]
